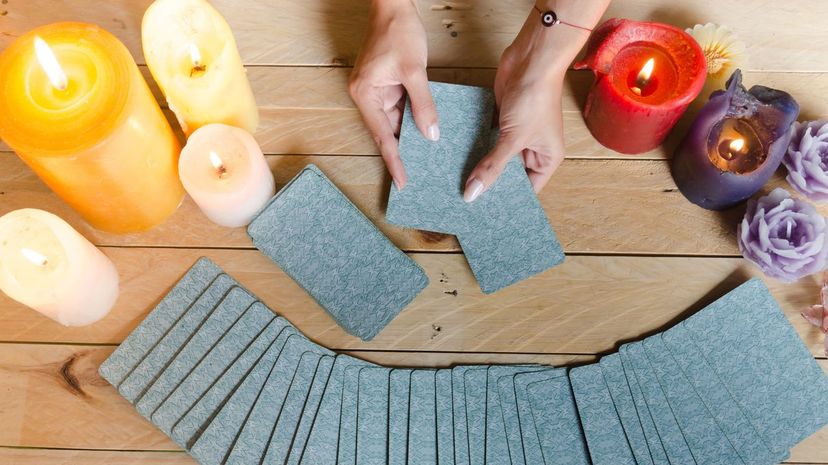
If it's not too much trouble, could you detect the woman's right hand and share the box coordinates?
[349,0,439,190]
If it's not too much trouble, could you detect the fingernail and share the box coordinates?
[393,178,403,192]
[464,178,484,203]
[427,124,440,141]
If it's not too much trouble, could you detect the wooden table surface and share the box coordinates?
[2,0,828,463]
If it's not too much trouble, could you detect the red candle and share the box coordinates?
[575,19,707,154]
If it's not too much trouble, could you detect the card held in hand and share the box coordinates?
[248,164,429,341]
[387,82,564,293]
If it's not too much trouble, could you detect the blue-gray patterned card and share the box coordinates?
[248,164,428,341]
[387,82,563,293]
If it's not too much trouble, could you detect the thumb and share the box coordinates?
[464,135,520,203]
[402,68,440,142]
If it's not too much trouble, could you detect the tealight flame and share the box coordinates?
[20,248,48,267]
[189,43,202,68]
[209,151,228,178]
[34,36,68,91]
[729,138,745,153]
[631,58,655,96]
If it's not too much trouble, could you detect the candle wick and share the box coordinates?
[34,36,69,91]
[631,58,655,97]
[188,43,207,77]
[21,248,49,267]
[209,151,228,179]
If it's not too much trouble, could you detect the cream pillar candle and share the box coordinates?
[0,209,119,326]
[179,123,275,227]
[142,0,258,135]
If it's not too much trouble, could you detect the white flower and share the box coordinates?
[686,23,748,98]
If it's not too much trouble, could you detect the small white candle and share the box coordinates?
[142,0,258,135]
[0,209,119,326]
[179,123,275,227]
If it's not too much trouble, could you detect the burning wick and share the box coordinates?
[631,58,655,96]
[21,248,48,267]
[719,137,746,161]
[189,43,206,77]
[34,36,68,91]
[209,151,228,179]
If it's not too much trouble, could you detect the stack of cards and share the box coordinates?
[247,164,428,341]
[386,82,565,294]
[572,278,828,465]
[100,258,828,465]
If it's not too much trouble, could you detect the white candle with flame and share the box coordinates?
[0,209,119,326]
[142,0,258,135]
[179,123,275,227]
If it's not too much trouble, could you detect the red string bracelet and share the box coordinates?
[533,6,593,32]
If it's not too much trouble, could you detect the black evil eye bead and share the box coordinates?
[540,10,559,27]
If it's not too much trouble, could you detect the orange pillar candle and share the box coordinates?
[0,22,184,233]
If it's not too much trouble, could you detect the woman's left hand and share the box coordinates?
[464,0,610,202]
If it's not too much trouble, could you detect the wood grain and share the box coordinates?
[3,0,827,72]
[0,343,823,461]
[2,1,827,462]
[4,67,828,156]
[1,153,821,256]
[1,248,826,358]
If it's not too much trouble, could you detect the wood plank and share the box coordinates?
[2,0,826,72]
[0,449,194,465]
[0,343,823,461]
[0,153,821,256]
[5,66,826,157]
[0,343,588,450]
[1,249,827,358]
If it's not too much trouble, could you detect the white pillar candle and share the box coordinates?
[142,0,258,135]
[0,209,119,326]
[179,123,275,227]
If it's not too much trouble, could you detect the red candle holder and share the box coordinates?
[575,19,707,155]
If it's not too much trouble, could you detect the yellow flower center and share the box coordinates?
[704,45,730,75]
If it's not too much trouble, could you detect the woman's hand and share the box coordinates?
[464,0,610,202]
[349,0,439,190]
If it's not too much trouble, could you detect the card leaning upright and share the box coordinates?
[248,164,428,341]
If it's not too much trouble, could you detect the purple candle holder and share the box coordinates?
[672,70,799,210]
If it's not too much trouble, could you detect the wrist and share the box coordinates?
[522,13,586,75]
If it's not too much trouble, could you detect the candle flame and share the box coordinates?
[34,36,68,91]
[638,58,655,83]
[630,58,656,96]
[209,151,228,178]
[20,248,48,267]
[189,43,202,67]
[729,138,745,153]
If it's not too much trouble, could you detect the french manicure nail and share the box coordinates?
[427,124,440,141]
[464,178,484,203]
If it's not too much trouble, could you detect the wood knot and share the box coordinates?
[59,354,88,398]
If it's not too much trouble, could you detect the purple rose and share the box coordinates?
[738,188,828,282]
[783,120,828,201]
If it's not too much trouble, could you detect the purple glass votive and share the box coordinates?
[672,70,799,210]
